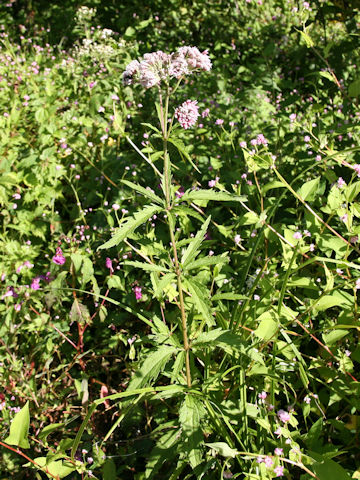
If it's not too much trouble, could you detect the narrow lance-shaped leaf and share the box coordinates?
[184,254,229,271]
[128,345,177,391]
[184,277,214,327]
[121,179,163,205]
[4,401,30,449]
[154,272,177,299]
[98,205,162,250]
[181,216,211,267]
[181,189,246,203]
[122,260,169,273]
[179,394,205,468]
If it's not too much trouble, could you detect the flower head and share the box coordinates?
[52,248,66,265]
[274,465,284,477]
[277,409,291,423]
[175,100,199,129]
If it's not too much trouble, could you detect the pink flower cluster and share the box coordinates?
[175,100,200,129]
[122,46,211,89]
[52,247,66,265]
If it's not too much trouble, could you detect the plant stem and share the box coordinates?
[161,88,192,388]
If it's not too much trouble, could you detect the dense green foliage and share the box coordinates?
[1,1,360,479]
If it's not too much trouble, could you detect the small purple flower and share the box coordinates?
[215,118,224,125]
[274,448,283,456]
[31,277,41,290]
[293,231,302,240]
[258,391,267,400]
[201,108,210,118]
[52,248,66,265]
[106,257,113,273]
[133,286,142,300]
[264,456,273,468]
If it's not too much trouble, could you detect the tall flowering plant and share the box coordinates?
[71,46,294,478]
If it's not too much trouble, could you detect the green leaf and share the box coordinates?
[348,78,360,97]
[181,189,246,204]
[4,401,30,449]
[103,459,117,480]
[262,180,286,194]
[70,299,91,325]
[310,455,352,480]
[184,278,214,327]
[319,71,336,84]
[181,216,211,267]
[32,455,75,479]
[128,345,177,391]
[254,312,278,341]
[122,260,169,273]
[205,442,238,458]
[98,205,162,250]
[168,137,200,173]
[312,295,342,312]
[171,351,185,383]
[322,329,348,346]
[297,28,314,48]
[192,328,243,354]
[38,423,65,442]
[297,177,321,202]
[154,272,177,299]
[121,179,163,205]
[179,394,205,468]
[184,254,229,271]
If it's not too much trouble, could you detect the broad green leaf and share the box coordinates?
[70,299,91,325]
[179,394,205,468]
[128,345,177,391]
[103,459,117,480]
[312,295,342,312]
[154,272,177,299]
[121,179,163,205]
[254,312,278,341]
[310,456,352,480]
[181,216,211,267]
[98,205,162,250]
[237,211,259,225]
[181,189,246,203]
[184,278,214,327]
[81,257,94,284]
[349,78,360,97]
[297,177,321,202]
[322,329,348,345]
[184,255,229,271]
[4,401,30,449]
[205,442,238,458]
[122,260,169,273]
[32,455,75,479]
[345,181,360,202]
[262,180,286,194]
[144,428,179,479]
[297,28,314,47]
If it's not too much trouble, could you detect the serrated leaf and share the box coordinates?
[122,260,168,273]
[184,278,214,326]
[171,350,186,383]
[184,254,229,271]
[154,272,177,299]
[128,345,177,391]
[205,442,238,458]
[4,401,30,449]
[179,395,205,468]
[181,189,246,203]
[181,216,211,267]
[121,179,163,205]
[98,205,162,250]
[140,122,161,134]
[192,328,242,354]
[70,299,91,325]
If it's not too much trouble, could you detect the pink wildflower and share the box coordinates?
[258,391,267,400]
[215,118,224,125]
[175,100,199,129]
[337,177,346,188]
[31,277,41,290]
[353,164,360,177]
[133,286,142,300]
[201,108,210,118]
[52,248,66,265]
[264,456,273,468]
[274,448,283,456]
[274,465,284,477]
[277,409,291,423]
[293,231,302,240]
[106,258,113,273]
